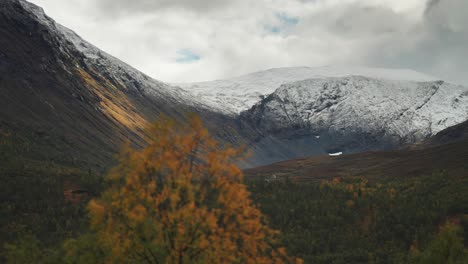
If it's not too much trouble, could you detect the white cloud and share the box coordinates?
[28,0,468,85]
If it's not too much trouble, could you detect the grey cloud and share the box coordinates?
[304,4,408,38]
[94,0,236,17]
[425,0,441,14]
[424,0,468,33]
[399,0,468,84]
[309,0,468,84]
[421,0,468,83]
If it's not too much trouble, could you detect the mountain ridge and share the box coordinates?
[176,66,439,114]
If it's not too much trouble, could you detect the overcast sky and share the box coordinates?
[29,0,467,84]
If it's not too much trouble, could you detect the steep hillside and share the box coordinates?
[427,120,468,146]
[0,0,227,168]
[245,121,468,181]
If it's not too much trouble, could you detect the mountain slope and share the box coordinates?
[427,119,468,146]
[0,0,226,168]
[1,1,242,251]
[239,76,468,166]
[244,120,468,181]
[176,66,438,114]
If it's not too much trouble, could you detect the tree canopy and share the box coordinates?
[65,115,300,264]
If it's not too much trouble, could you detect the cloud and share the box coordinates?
[28,0,468,84]
[311,5,408,37]
[93,0,235,17]
[425,0,441,14]
[363,0,468,84]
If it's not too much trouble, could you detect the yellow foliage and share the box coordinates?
[84,114,300,264]
[346,199,355,208]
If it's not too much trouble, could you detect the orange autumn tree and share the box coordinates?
[72,115,301,264]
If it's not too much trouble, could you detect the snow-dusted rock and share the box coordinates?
[176,66,438,115]
[241,76,468,145]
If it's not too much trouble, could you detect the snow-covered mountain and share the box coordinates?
[244,77,468,139]
[239,76,468,166]
[176,66,438,115]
